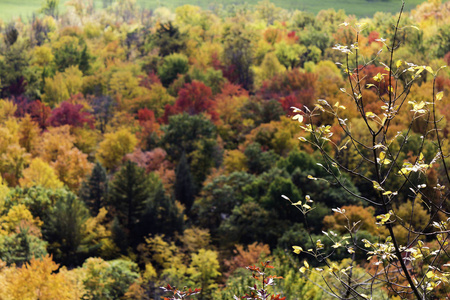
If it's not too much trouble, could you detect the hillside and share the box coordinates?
[0,0,444,21]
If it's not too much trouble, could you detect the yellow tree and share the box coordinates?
[0,255,80,299]
[96,128,138,170]
[18,115,40,153]
[20,158,63,189]
[188,249,221,298]
[51,147,93,191]
[36,125,75,162]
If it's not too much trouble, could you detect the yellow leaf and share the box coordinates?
[292,246,303,254]
[426,271,435,279]
[425,66,434,74]
[436,91,444,101]
[366,111,376,118]
[373,73,383,82]
[396,60,402,68]
[304,261,309,268]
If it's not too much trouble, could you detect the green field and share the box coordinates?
[0,0,443,22]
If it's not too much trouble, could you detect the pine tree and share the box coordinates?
[174,152,195,212]
[44,192,90,266]
[140,173,184,238]
[78,45,91,75]
[80,162,108,216]
[108,161,150,239]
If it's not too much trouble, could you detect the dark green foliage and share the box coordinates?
[0,43,29,97]
[44,192,91,266]
[108,161,150,236]
[0,226,48,266]
[192,171,256,233]
[4,187,64,224]
[219,201,279,247]
[244,142,279,174]
[241,98,284,126]
[278,149,319,175]
[80,162,109,216]
[303,202,329,234]
[140,173,184,237]
[174,152,195,212]
[161,113,218,187]
[3,23,19,46]
[277,223,306,250]
[111,216,128,254]
[53,42,81,72]
[153,22,187,57]
[78,45,92,75]
[158,53,189,87]
[261,176,302,222]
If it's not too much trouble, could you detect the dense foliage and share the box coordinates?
[0,0,450,298]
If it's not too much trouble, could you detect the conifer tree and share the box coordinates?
[80,162,108,216]
[44,192,91,266]
[108,161,150,240]
[140,172,184,238]
[174,151,195,212]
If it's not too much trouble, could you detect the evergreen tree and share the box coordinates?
[153,22,186,57]
[140,173,184,238]
[111,216,128,254]
[174,152,195,212]
[80,162,109,216]
[78,45,91,75]
[108,161,150,240]
[44,192,91,266]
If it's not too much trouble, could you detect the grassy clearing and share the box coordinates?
[0,0,445,22]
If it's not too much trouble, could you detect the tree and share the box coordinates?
[153,22,187,57]
[19,158,63,189]
[0,43,29,98]
[169,80,217,120]
[51,147,93,191]
[158,53,189,87]
[161,113,218,188]
[80,162,109,216]
[139,172,184,238]
[96,128,138,170]
[82,257,140,300]
[174,152,195,213]
[44,192,91,266]
[108,161,150,246]
[0,255,80,300]
[47,101,94,128]
[0,226,48,266]
[222,23,255,91]
[188,249,221,299]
